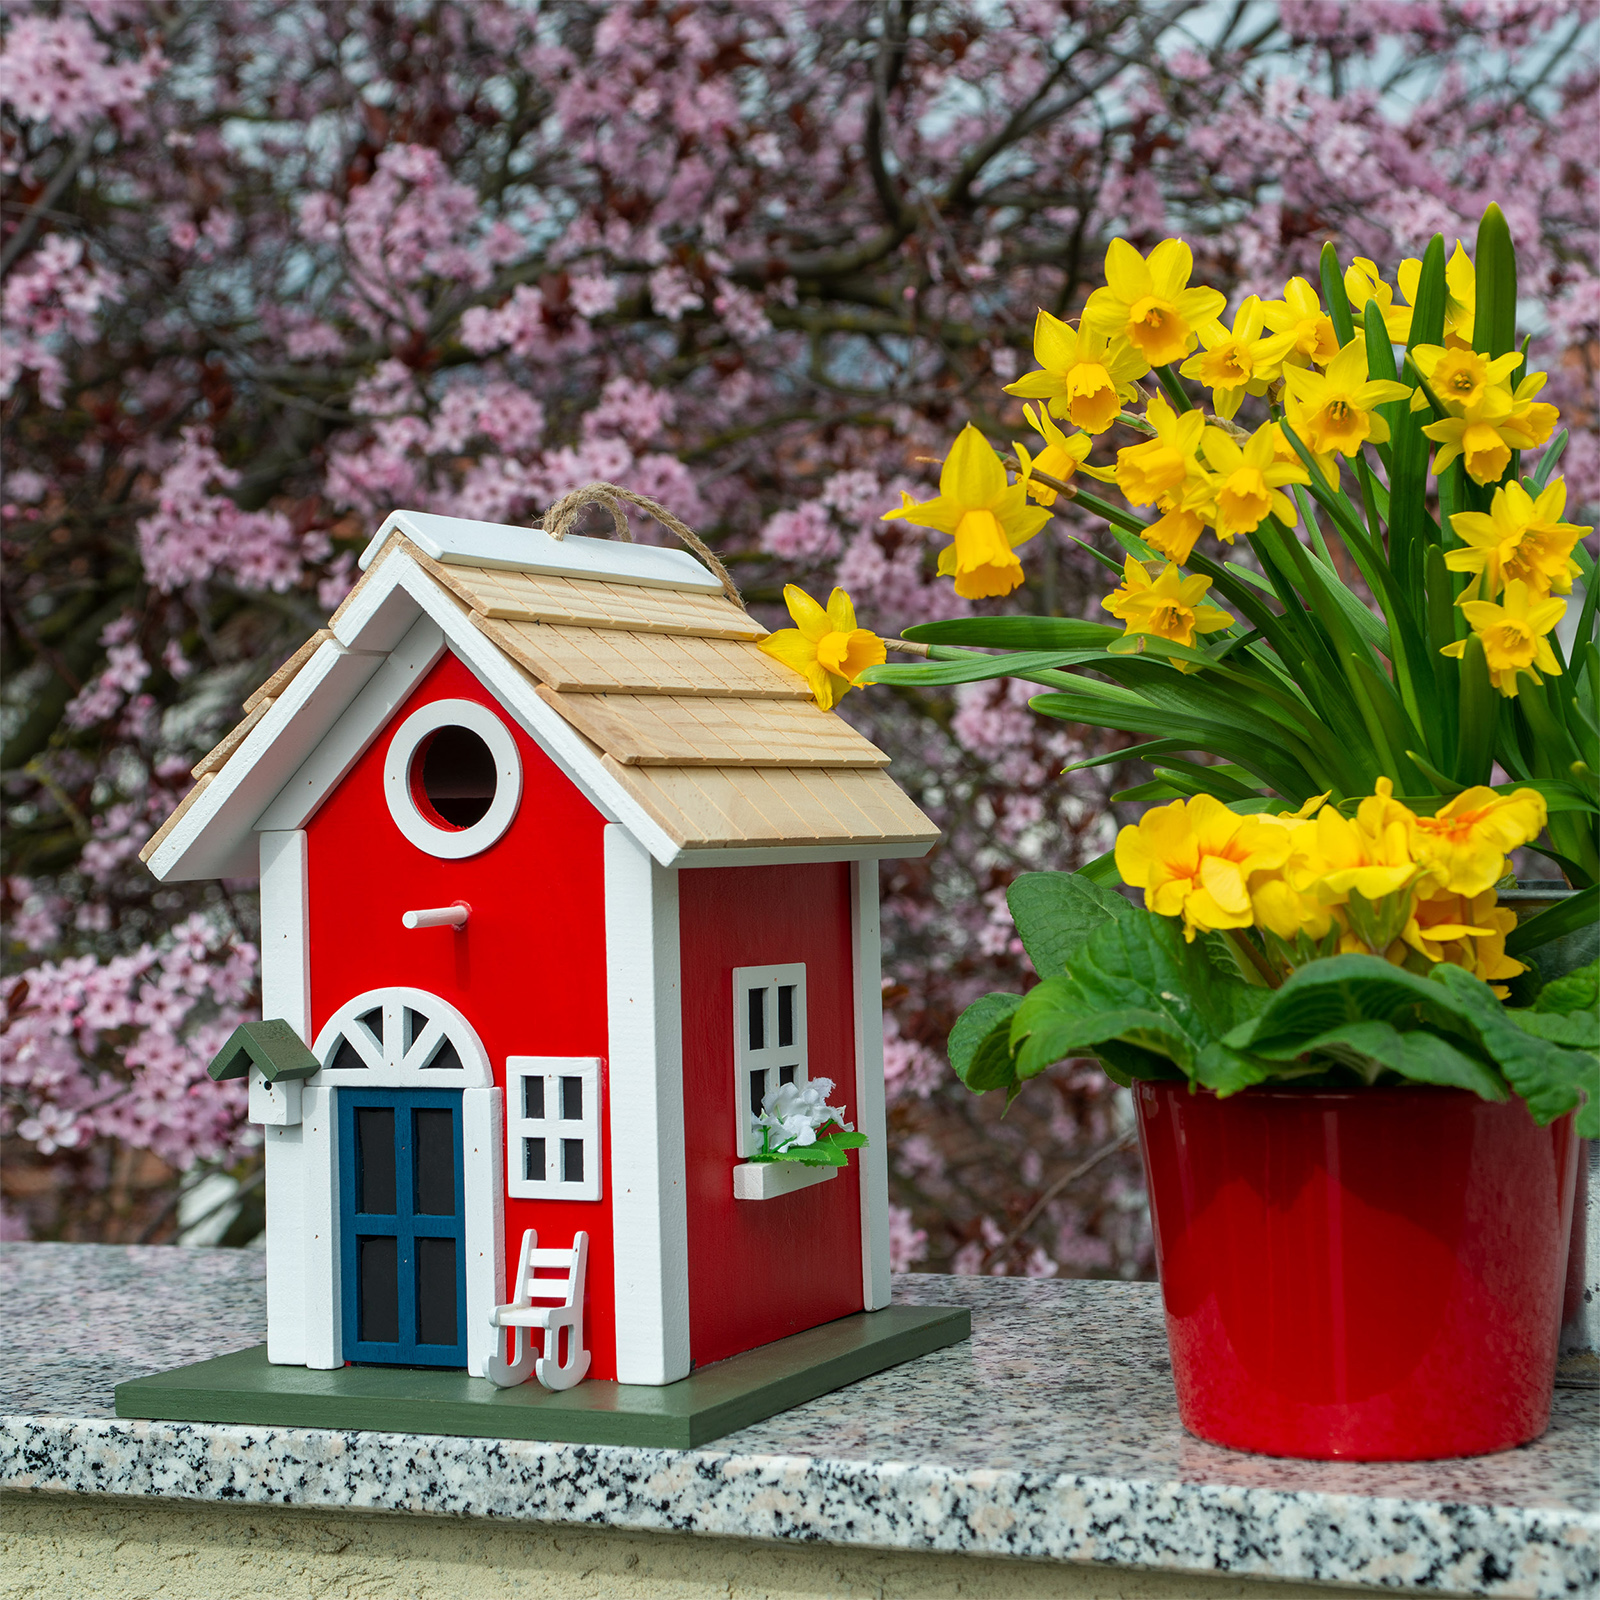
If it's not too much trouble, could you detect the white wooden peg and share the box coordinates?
[402,902,470,930]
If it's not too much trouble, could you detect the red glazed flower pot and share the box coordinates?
[1135,1081,1579,1461]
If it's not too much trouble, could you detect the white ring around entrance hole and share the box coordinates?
[384,698,523,860]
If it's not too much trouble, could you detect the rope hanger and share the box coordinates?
[536,481,743,608]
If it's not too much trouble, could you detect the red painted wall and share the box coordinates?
[678,863,864,1366]
[304,651,618,1378]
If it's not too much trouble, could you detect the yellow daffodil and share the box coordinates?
[1177,296,1297,418]
[1441,579,1566,696]
[1396,241,1476,348]
[1412,786,1548,897]
[1411,344,1522,415]
[1500,370,1561,450]
[1445,479,1589,599]
[1101,557,1232,666]
[1423,370,1558,485]
[882,422,1051,599]
[1403,888,1523,993]
[1344,257,1412,342]
[1141,495,1212,565]
[1282,338,1412,480]
[1082,238,1226,368]
[1114,392,1207,506]
[1115,793,1293,940]
[1260,276,1340,369]
[758,585,887,710]
[1012,403,1114,506]
[1200,422,1311,542]
[1003,311,1148,434]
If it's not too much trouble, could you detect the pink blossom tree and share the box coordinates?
[4,1,1595,1264]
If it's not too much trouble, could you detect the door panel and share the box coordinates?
[338,1088,467,1367]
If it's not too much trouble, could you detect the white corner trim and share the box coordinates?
[383,697,522,859]
[462,1086,506,1380]
[258,614,445,832]
[604,825,690,1386]
[301,1085,341,1369]
[852,861,891,1310]
[148,640,387,882]
[732,1162,839,1201]
[263,1120,306,1365]
[360,509,724,594]
[258,830,310,1038]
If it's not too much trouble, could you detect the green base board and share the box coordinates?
[113,1304,971,1449]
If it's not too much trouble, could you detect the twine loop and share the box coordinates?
[537,481,742,607]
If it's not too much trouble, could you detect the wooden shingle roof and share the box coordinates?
[145,514,938,862]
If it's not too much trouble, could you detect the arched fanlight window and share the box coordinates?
[312,987,492,1089]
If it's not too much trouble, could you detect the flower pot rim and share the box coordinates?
[1139,1080,1514,1107]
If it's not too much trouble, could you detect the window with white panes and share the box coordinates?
[732,964,807,1157]
[506,1057,602,1201]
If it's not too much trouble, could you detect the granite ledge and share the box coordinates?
[2,1244,1595,1600]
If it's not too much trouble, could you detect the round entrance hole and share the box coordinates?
[413,724,498,828]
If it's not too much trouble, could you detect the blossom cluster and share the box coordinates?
[1116,785,1548,993]
[753,1077,854,1154]
[4,0,1593,1270]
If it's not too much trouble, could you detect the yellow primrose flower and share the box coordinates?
[1412,786,1548,897]
[1282,338,1412,479]
[1403,888,1523,993]
[1500,370,1560,450]
[1441,579,1566,696]
[1260,276,1341,369]
[1396,241,1476,348]
[1012,403,1114,506]
[1083,237,1226,368]
[1199,422,1311,542]
[1344,257,1412,342]
[1114,392,1207,506]
[758,585,887,711]
[882,422,1051,599]
[1115,793,1293,941]
[1177,296,1297,418]
[1411,344,1522,415]
[1445,479,1589,599]
[1294,779,1423,909]
[1003,311,1148,434]
[1101,557,1232,665]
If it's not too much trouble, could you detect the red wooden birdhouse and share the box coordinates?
[142,509,938,1388]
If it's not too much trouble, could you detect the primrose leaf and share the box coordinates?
[1007,871,1132,978]
[1068,909,1267,1085]
[1430,964,1599,1135]
[1227,954,1466,1056]
[949,993,1022,1092]
[1532,958,1598,1018]
[1291,1019,1508,1100]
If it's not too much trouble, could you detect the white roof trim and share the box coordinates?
[147,552,935,882]
[359,508,724,594]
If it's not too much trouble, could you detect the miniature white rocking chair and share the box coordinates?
[484,1228,592,1390]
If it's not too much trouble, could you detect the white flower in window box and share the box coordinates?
[751,1077,869,1167]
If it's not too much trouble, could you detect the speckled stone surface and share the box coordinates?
[2,1244,1595,1598]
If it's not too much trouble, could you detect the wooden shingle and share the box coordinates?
[536,689,890,768]
[476,618,809,698]
[427,563,764,640]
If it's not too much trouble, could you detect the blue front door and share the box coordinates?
[338,1088,467,1367]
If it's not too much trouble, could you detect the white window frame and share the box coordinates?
[506,1056,602,1201]
[384,697,523,860]
[732,964,807,1158]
